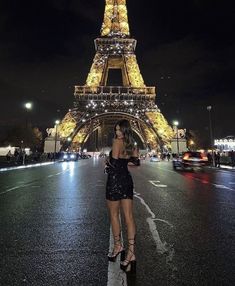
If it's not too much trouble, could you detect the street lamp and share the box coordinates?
[189,140,195,150]
[54,120,60,161]
[173,120,179,156]
[24,102,33,128]
[207,106,215,166]
[25,102,32,110]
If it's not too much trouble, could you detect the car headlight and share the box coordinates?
[63,154,68,159]
[70,154,75,159]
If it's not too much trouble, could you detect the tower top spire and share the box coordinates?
[101,0,130,37]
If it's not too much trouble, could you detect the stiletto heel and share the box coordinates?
[120,237,136,273]
[108,234,125,262]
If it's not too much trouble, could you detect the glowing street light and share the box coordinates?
[24,102,33,128]
[54,120,60,161]
[207,105,215,166]
[25,102,32,110]
[173,120,179,156]
[189,140,195,150]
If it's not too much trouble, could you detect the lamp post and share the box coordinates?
[24,102,32,128]
[207,106,215,166]
[189,140,195,150]
[173,120,179,156]
[54,120,60,161]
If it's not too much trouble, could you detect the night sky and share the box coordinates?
[0,0,234,144]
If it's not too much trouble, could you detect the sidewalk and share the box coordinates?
[208,164,235,171]
[218,164,235,171]
[0,161,55,172]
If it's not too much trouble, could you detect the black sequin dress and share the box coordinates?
[106,153,134,201]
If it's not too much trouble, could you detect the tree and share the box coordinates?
[186,130,204,150]
[2,125,43,151]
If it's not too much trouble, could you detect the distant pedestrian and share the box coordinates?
[207,152,212,166]
[230,150,235,167]
[167,153,171,161]
[14,149,20,164]
[215,151,220,167]
[6,150,12,163]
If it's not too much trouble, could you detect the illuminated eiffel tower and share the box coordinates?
[58,0,173,151]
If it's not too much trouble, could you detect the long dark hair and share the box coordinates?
[114,119,135,156]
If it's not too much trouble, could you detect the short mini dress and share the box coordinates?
[106,153,134,201]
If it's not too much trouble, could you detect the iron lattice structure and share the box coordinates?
[58,0,174,150]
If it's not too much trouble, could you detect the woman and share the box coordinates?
[105,119,138,273]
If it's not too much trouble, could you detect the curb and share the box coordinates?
[0,162,55,172]
[208,165,235,172]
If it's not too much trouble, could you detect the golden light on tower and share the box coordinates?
[57,0,174,151]
[101,0,130,37]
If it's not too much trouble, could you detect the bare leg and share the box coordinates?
[107,200,123,254]
[121,199,136,262]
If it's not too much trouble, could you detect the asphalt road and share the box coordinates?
[0,159,235,286]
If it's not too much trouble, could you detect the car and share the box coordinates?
[150,155,161,162]
[61,152,78,161]
[173,151,208,171]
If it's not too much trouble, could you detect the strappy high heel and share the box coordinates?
[108,234,125,262]
[120,238,136,273]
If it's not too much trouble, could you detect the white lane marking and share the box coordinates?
[213,184,234,191]
[47,172,63,178]
[153,218,174,228]
[149,180,168,188]
[0,183,33,195]
[134,191,173,255]
[107,223,127,286]
[192,178,235,191]
[219,202,235,207]
[151,165,235,190]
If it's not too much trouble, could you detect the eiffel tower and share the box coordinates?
[58,0,173,151]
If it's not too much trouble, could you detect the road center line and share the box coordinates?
[213,184,234,191]
[151,166,235,191]
[193,178,235,191]
[134,191,173,255]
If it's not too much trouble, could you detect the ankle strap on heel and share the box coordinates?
[127,237,136,246]
[126,237,136,257]
[128,238,135,242]
[113,234,122,246]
